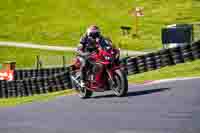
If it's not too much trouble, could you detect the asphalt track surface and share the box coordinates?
[1,78,200,133]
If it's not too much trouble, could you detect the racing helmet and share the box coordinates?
[86,25,101,39]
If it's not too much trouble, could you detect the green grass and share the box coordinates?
[0,89,76,107]
[0,0,198,51]
[128,59,200,83]
[0,46,75,68]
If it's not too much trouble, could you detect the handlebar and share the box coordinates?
[76,51,97,59]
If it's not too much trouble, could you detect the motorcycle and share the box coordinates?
[70,40,128,98]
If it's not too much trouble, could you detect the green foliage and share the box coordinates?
[0,0,198,50]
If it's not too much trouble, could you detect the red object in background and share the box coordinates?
[0,61,16,81]
[0,70,14,81]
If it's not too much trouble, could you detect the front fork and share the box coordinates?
[70,72,83,91]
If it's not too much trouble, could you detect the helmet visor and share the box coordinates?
[89,32,100,38]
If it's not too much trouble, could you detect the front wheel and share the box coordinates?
[70,71,93,99]
[78,87,93,99]
[112,69,128,97]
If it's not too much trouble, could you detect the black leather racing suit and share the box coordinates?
[77,34,111,82]
[77,35,99,82]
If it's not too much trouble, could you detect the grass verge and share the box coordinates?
[0,0,199,51]
[0,46,75,68]
[0,89,76,108]
[128,59,200,83]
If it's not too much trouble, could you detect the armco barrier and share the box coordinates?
[0,40,200,98]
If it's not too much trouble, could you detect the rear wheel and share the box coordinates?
[112,69,128,97]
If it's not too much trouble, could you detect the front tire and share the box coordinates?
[78,87,93,99]
[112,69,128,97]
[70,71,93,99]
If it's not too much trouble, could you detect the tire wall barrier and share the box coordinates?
[0,68,72,98]
[1,41,200,98]
[126,41,200,75]
[14,67,68,80]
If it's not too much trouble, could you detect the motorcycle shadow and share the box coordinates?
[92,88,171,99]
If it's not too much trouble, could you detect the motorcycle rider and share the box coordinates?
[76,25,109,88]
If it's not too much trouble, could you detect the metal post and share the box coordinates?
[135,14,138,36]
[63,55,66,68]
[36,55,39,69]
[36,55,42,69]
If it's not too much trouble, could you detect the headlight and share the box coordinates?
[105,56,112,61]
[106,46,111,50]
[115,53,120,59]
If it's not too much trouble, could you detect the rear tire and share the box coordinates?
[112,69,128,97]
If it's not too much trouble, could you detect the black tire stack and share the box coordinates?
[126,40,200,75]
[126,57,139,75]
[0,67,72,98]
